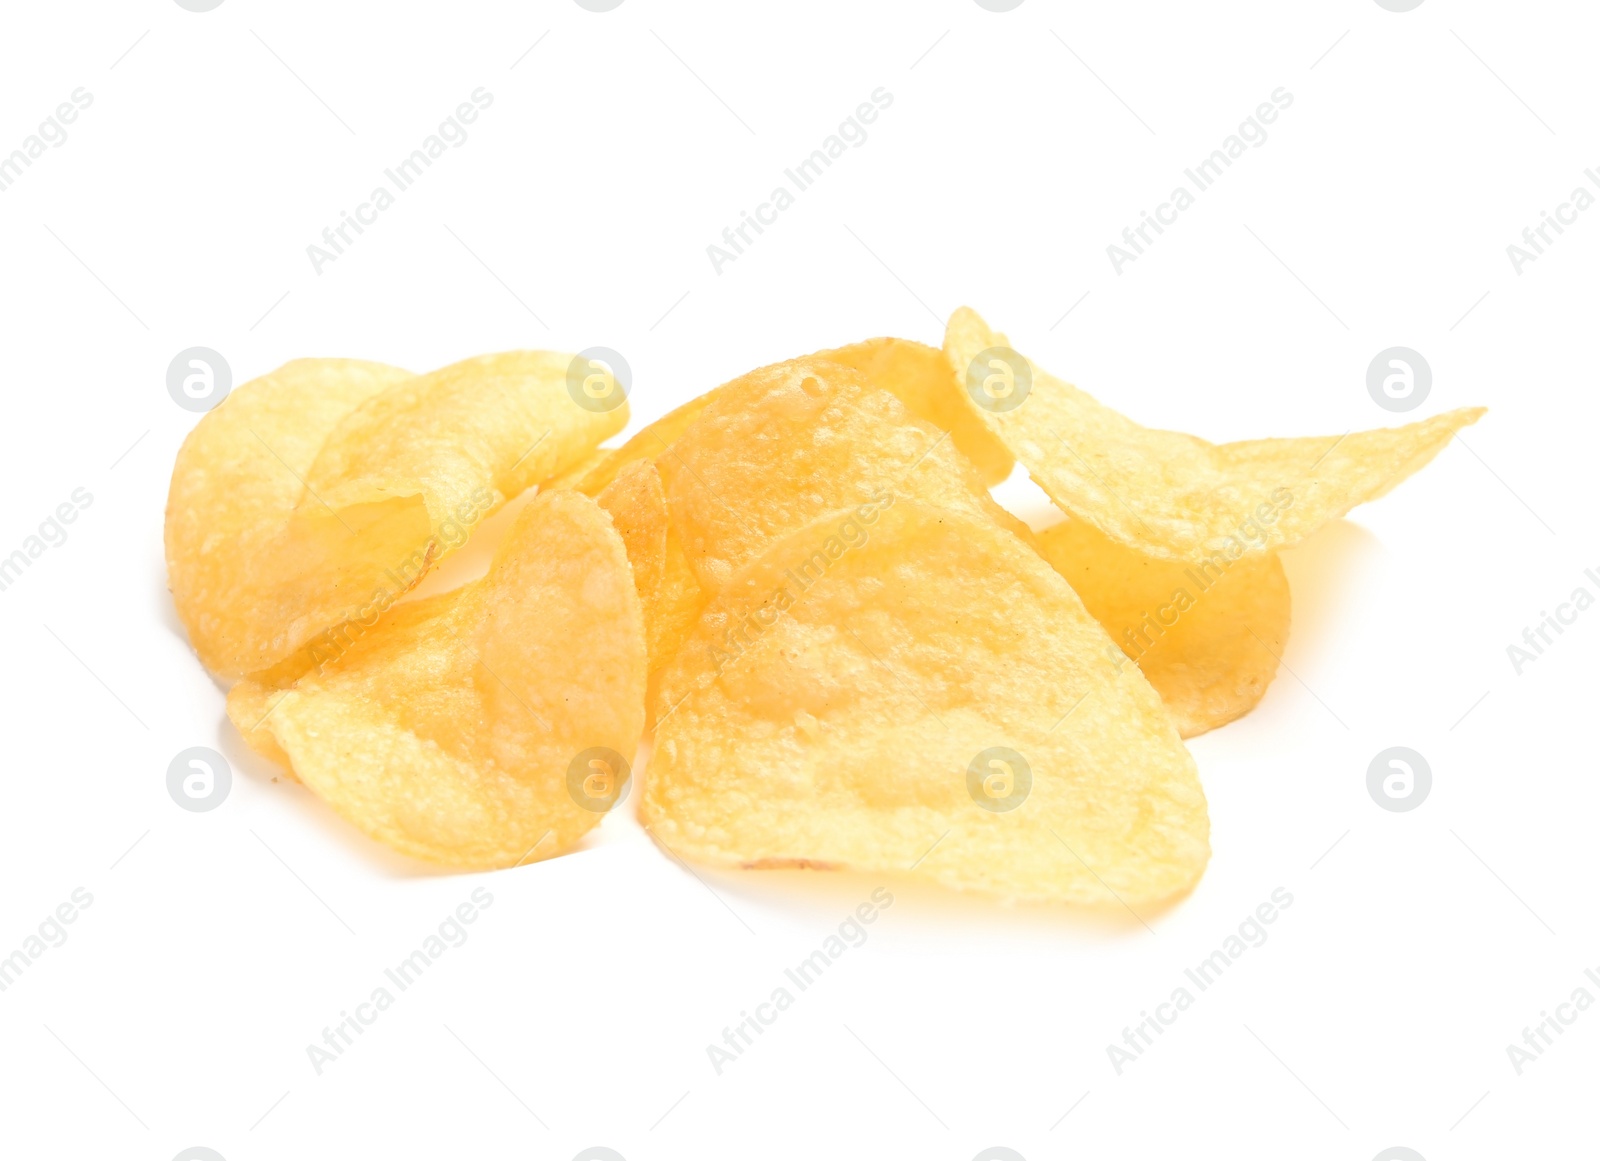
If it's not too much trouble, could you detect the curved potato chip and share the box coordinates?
[656,357,1030,592]
[945,307,1485,562]
[563,335,1017,496]
[816,337,1014,486]
[543,445,613,493]
[596,463,706,672]
[167,351,626,679]
[596,461,707,728]
[227,490,646,869]
[165,359,416,680]
[227,677,295,771]
[644,501,1209,906]
[562,392,718,496]
[1036,519,1289,737]
[597,461,669,619]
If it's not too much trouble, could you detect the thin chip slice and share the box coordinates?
[945,307,1485,562]
[561,392,719,496]
[227,490,646,869]
[1036,518,1289,737]
[543,445,613,494]
[644,501,1209,906]
[816,337,1014,486]
[597,461,670,624]
[165,359,416,681]
[656,357,1031,592]
[167,351,627,680]
[596,461,706,696]
[227,678,294,771]
[596,461,706,728]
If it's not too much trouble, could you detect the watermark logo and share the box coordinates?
[1108,88,1294,273]
[973,1150,1027,1161]
[973,0,1024,11]
[572,1150,627,1161]
[1372,1150,1426,1161]
[173,0,226,10]
[1505,966,1599,1075]
[167,747,232,813]
[1372,0,1424,11]
[707,88,894,273]
[965,347,1031,413]
[1366,347,1430,413]
[567,748,630,812]
[308,89,494,275]
[167,347,231,412]
[0,887,94,995]
[172,1150,227,1161]
[0,89,94,196]
[1106,888,1295,1074]
[1367,747,1430,812]
[566,348,631,413]
[967,747,1031,812]
[1506,568,1598,675]
[306,887,494,1074]
[1507,169,1600,274]
[706,889,893,1075]
[572,0,624,9]
[0,487,94,596]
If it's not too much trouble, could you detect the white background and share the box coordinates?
[0,1,1593,1159]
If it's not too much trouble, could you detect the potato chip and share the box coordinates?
[564,336,1016,497]
[816,337,1014,486]
[560,392,718,497]
[165,359,415,680]
[227,490,646,869]
[596,461,706,713]
[227,677,295,771]
[597,461,669,622]
[656,356,1030,592]
[945,307,1485,562]
[167,351,626,679]
[1035,518,1290,737]
[644,501,1209,906]
[543,445,613,493]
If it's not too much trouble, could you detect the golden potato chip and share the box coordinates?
[644,501,1209,906]
[167,351,626,680]
[564,336,1016,495]
[596,461,706,668]
[816,336,1014,486]
[543,445,613,493]
[656,357,1030,592]
[227,677,294,771]
[561,392,719,496]
[1036,518,1290,737]
[227,490,646,869]
[597,461,669,620]
[595,461,708,728]
[165,359,416,680]
[945,307,1484,562]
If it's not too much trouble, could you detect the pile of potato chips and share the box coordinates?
[166,310,1481,906]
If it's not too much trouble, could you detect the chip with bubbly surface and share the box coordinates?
[815,337,1014,486]
[167,351,625,679]
[1035,518,1290,737]
[644,501,1209,906]
[945,307,1484,562]
[656,357,1029,592]
[227,490,646,869]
